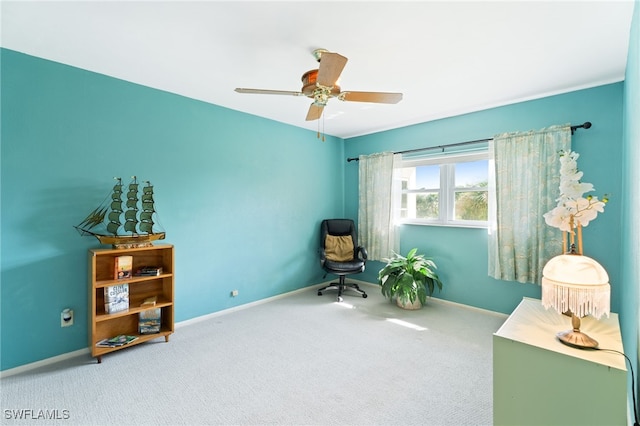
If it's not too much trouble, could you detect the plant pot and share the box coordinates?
[396,295,422,310]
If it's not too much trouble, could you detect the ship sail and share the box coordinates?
[74,176,166,248]
[124,178,139,233]
[76,206,108,231]
[139,181,155,234]
[106,179,123,235]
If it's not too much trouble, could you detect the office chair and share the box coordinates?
[317,219,368,302]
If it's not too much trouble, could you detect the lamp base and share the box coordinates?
[557,329,599,349]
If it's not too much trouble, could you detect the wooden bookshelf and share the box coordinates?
[88,244,174,363]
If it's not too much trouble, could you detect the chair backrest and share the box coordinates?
[321,219,358,260]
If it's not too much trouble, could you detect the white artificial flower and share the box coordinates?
[573,198,605,227]
[543,205,572,232]
[559,180,594,200]
[544,150,606,231]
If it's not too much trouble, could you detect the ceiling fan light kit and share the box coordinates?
[235,48,403,124]
[301,70,340,99]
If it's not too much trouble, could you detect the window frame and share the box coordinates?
[398,150,489,228]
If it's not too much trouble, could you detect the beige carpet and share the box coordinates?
[0,282,507,425]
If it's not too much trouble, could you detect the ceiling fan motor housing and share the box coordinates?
[301,69,340,98]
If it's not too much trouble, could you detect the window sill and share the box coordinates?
[397,220,488,230]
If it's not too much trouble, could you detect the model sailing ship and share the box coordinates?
[75,177,166,248]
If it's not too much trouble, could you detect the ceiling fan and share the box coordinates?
[235,48,403,121]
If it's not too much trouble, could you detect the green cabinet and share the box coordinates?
[493,297,627,426]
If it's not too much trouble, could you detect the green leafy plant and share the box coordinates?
[378,248,443,306]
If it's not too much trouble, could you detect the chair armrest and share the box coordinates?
[319,248,327,267]
[357,246,368,261]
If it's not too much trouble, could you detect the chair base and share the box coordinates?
[317,275,367,302]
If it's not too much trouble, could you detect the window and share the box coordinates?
[398,151,489,227]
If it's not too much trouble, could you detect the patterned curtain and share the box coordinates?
[488,124,570,284]
[358,152,402,261]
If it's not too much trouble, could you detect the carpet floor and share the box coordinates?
[1,283,507,425]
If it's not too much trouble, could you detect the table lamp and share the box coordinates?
[541,247,610,349]
[541,149,610,349]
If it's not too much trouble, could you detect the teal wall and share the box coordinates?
[620,0,640,418]
[1,13,636,381]
[0,49,345,371]
[344,83,624,316]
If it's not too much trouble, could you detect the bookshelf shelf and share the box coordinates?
[88,244,175,363]
[94,273,173,289]
[92,330,173,358]
[95,300,172,321]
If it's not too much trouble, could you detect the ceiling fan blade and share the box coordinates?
[339,91,403,104]
[235,88,304,97]
[316,52,348,87]
[306,104,324,121]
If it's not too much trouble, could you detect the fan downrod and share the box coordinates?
[312,48,329,62]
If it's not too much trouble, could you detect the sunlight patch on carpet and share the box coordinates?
[386,318,428,331]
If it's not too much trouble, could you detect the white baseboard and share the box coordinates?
[0,348,89,379]
[339,279,507,318]
[428,296,508,318]
[176,283,325,328]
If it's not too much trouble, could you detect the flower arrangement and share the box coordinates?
[543,150,608,234]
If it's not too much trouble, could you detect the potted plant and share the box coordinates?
[378,248,443,310]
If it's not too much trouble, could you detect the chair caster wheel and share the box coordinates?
[317,291,322,296]
[362,294,368,298]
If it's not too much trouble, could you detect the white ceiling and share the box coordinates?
[1,1,635,139]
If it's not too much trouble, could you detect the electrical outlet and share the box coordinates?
[61,309,73,327]
[231,290,239,297]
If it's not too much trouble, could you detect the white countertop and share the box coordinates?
[495,297,626,371]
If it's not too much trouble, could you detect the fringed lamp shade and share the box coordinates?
[541,254,610,348]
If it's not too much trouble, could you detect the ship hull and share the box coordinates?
[95,232,166,249]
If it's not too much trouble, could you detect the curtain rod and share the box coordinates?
[346,121,592,162]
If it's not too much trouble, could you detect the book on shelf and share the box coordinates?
[114,255,133,279]
[134,266,163,276]
[96,335,138,348]
[139,298,161,334]
[104,283,129,314]
[141,296,157,307]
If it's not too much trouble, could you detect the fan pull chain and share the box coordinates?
[316,117,325,141]
[315,112,326,141]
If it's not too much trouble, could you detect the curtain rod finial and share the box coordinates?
[570,121,592,135]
